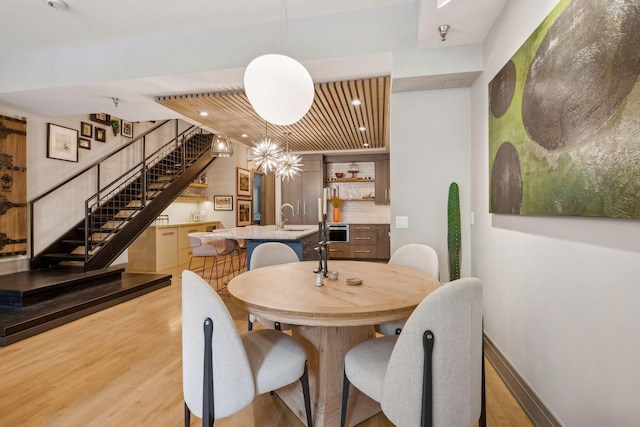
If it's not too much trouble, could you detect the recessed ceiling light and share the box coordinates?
[241,133,248,138]
[351,99,362,106]
[363,143,370,147]
[359,126,366,132]
[47,0,68,10]
[198,111,209,117]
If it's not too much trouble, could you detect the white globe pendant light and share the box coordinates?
[243,54,314,126]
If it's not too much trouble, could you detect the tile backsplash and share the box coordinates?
[326,162,390,224]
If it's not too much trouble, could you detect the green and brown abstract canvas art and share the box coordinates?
[489,0,640,218]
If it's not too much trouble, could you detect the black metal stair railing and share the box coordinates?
[29,120,216,270]
[82,128,213,265]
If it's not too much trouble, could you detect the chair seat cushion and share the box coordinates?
[241,329,306,395]
[255,315,294,331]
[375,319,407,336]
[344,335,398,402]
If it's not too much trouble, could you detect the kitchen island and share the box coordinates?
[207,225,320,265]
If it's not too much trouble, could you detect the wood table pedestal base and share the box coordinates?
[275,325,380,427]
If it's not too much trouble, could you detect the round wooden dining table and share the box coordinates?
[227,260,440,427]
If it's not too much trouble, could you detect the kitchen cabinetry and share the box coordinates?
[281,154,323,225]
[328,241,350,259]
[374,158,390,205]
[128,225,179,272]
[376,224,391,259]
[348,223,390,260]
[128,221,220,272]
[301,231,320,261]
[325,155,389,205]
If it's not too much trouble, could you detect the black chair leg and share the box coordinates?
[340,372,350,427]
[184,402,190,427]
[300,362,313,427]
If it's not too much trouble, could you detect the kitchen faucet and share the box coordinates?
[278,203,295,230]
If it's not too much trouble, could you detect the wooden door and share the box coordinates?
[0,116,27,257]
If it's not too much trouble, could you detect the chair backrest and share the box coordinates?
[249,242,299,270]
[381,277,483,427]
[388,243,439,278]
[182,270,255,419]
[187,232,209,249]
[188,232,235,257]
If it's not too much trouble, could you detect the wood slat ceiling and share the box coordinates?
[156,76,390,153]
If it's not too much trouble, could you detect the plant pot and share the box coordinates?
[333,207,340,222]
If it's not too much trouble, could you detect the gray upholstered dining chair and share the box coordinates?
[247,241,300,331]
[181,270,313,427]
[340,277,483,427]
[376,243,440,335]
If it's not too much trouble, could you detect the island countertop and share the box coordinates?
[205,225,318,241]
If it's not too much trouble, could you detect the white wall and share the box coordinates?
[390,88,471,282]
[471,0,640,424]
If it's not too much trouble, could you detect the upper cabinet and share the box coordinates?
[374,158,390,205]
[325,154,389,205]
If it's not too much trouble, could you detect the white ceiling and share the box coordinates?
[0,0,509,129]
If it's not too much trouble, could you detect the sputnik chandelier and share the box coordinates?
[276,133,303,181]
[248,126,303,179]
[249,136,282,174]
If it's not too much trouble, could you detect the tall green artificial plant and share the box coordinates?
[447,182,461,281]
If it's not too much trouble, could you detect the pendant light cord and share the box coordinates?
[276,0,289,54]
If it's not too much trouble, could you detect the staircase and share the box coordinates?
[31,124,216,271]
[0,121,219,346]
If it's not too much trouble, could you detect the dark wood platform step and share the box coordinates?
[0,265,124,307]
[0,270,171,346]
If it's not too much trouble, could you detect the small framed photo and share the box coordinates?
[236,167,252,198]
[237,199,252,226]
[79,138,91,150]
[47,123,78,162]
[95,127,106,142]
[121,120,133,138]
[80,122,93,138]
[214,195,233,211]
[90,113,111,125]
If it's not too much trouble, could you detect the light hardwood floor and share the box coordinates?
[0,263,533,426]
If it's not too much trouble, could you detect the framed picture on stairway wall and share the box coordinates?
[95,127,106,142]
[46,123,78,162]
[90,113,111,125]
[121,120,133,138]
